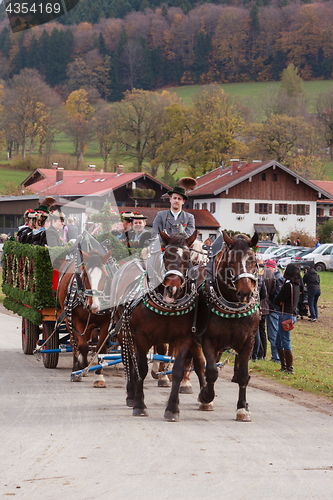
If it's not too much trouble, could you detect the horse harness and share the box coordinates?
[201,235,260,320]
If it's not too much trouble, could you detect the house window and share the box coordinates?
[197,233,202,241]
[210,202,216,213]
[232,203,244,213]
[297,204,305,215]
[261,173,266,181]
[202,203,207,210]
[194,203,200,209]
[259,203,268,214]
[209,233,217,242]
[317,208,324,217]
[5,215,15,228]
[278,204,288,215]
[273,173,277,181]
[330,209,333,217]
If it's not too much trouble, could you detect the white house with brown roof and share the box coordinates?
[185,160,333,241]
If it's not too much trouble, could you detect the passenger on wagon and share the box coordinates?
[26,211,49,246]
[130,214,151,249]
[46,210,65,247]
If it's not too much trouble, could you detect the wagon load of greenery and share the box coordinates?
[2,241,56,325]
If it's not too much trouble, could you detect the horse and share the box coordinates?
[110,230,206,421]
[57,248,113,387]
[197,231,260,421]
[150,237,210,392]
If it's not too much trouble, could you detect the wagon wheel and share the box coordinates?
[22,318,40,355]
[42,321,59,369]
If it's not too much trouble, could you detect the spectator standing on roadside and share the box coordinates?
[303,266,321,322]
[265,259,284,362]
[251,255,267,361]
[256,254,276,360]
[273,263,301,374]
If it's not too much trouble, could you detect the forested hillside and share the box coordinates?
[1,1,333,98]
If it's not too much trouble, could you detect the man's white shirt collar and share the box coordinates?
[170,209,182,219]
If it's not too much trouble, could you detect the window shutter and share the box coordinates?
[232,203,236,213]
[305,205,310,215]
[275,204,279,214]
[288,204,292,214]
[293,205,297,214]
[245,203,249,213]
[255,203,259,213]
[268,204,272,214]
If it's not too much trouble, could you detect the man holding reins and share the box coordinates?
[152,178,197,238]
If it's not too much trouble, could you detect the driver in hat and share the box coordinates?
[152,178,196,238]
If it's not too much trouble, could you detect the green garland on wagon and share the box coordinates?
[2,241,56,324]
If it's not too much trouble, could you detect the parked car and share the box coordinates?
[257,241,279,254]
[268,246,308,266]
[300,243,333,272]
[278,248,313,269]
[262,245,296,261]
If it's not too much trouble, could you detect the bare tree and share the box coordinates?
[316,88,333,160]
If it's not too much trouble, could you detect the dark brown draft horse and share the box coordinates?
[58,249,113,386]
[111,230,206,421]
[197,231,260,421]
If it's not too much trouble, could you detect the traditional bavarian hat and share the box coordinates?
[120,211,135,221]
[132,213,147,220]
[24,208,34,218]
[27,210,38,219]
[36,210,49,222]
[167,177,198,200]
[35,196,57,214]
[50,209,65,220]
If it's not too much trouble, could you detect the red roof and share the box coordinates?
[24,169,171,197]
[124,207,220,229]
[188,162,265,196]
[310,180,333,197]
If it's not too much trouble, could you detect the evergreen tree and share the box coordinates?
[0,27,11,58]
[45,29,74,86]
[192,32,211,82]
[151,46,165,86]
[98,33,107,57]
[12,37,28,75]
[250,4,260,32]
[139,37,154,90]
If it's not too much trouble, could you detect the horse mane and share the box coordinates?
[167,234,188,247]
[230,234,252,251]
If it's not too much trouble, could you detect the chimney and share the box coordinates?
[117,165,124,175]
[88,164,96,172]
[56,167,64,183]
[230,159,239,175]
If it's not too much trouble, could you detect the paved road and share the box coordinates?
[1,312,332,500]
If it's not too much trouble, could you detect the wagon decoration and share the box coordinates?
[2,240,56,325]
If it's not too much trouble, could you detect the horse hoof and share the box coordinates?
[164,410,179,422]
[199,402,214,411]
[71,373,82,382]
[133,407,148,417]
[236,408,251,422]
[93,380,106,388]
[158,375,171,387]
[179,382,193,394]
[126,399,134,407]
[151,370,159,380]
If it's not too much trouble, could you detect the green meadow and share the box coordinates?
[2,79,333,186]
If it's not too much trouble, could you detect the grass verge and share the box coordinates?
[220,271,333,401]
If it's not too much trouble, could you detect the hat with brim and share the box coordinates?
[121,211,135,221]
[132,214,147,220]
[167,186,188,200]
[50,210,65,220]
